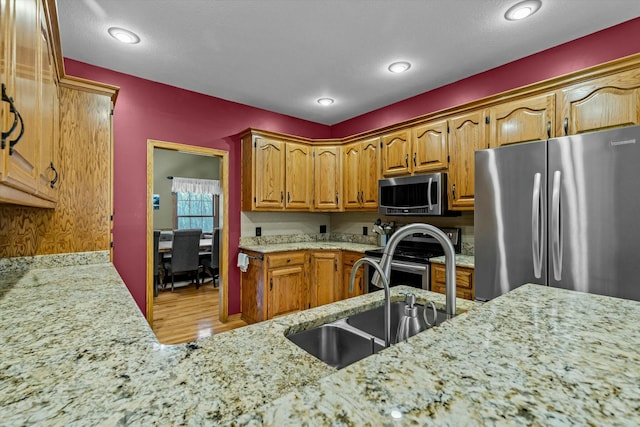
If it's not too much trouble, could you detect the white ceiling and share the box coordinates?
[57,0,640,125]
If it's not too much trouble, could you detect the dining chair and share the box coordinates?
[163,228,202,291]
[153,230,161,297]
[200,228,220,288]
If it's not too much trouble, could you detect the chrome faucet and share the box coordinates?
[350,257,391,347]
[376,223,457,319]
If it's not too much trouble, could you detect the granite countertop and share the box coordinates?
[239,241,380,254]
[431,254,475,268]
[2,253,639,425]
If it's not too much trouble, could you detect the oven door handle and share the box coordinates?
[390,261,428,274]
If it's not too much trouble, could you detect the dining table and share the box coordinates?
[158,238,212,253]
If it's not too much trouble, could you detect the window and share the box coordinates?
[175,192,214,232]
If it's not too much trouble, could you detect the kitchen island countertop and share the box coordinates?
[1,253,638,425]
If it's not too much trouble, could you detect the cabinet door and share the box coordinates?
[342,251,364,298]
[254,136,285,209]
[313,146,341,211]
[413,120,448,173]
[342,142,361,210]
[430,264,474,301]
[381,129,411,176]
[267,265,304,318]
[36,9,59,201]
[310,251,341,307]
[448,110,488,210]
[491,93,555,147]
[1,0,39,194]
[285,142,312,210]
[559,68,640,136]
[359,138,380,209]
[240,255,265,324]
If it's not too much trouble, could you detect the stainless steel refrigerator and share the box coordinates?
[475,124,640,302]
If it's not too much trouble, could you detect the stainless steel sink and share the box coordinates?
[287,299,448,369]
[346,301,448,344]
[287,321,384,369]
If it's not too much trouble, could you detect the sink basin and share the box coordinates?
[287,322,384,369]
[346,301,448,344]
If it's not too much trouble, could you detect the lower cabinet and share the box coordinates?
[308,251,341,308]
[430,263,474,300]
[342,250,365,298]
[241,248,366,323]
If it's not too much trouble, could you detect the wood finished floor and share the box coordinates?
[152,280,248,345]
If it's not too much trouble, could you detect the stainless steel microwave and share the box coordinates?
[378,173,455,216]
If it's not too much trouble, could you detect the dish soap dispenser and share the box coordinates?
[396,293,423,343]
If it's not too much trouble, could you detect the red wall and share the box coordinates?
[64,58,331,315]
[331,17,640,138]
[64,16,640,316]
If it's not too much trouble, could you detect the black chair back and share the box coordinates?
[153,230,161,275]
[210,228,220,270]
[170,229,202,272]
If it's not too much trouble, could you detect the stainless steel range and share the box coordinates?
[364,227,461,293]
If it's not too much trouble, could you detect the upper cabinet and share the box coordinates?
[558,67,640,136]
[285,142,312,210]
[448,109,488,210]
[381,121,448,177]
[342,137,379,210]
[490,93,555,146]
[253,136,285,209]
[381,128,412,176]
[1,0,59,207]
[412,120,449,173]
[313,145,342,211]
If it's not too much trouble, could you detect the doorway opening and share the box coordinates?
[146,139,232,340]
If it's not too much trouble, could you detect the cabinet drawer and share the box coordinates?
[267,252,306,268]
[433,264,473,289]
[342,251,363,266]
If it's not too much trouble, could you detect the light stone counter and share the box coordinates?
[239,241,380,254]
[2,252,639,425]
[431,254,475,268]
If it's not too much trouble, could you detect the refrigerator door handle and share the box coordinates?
[427,177,433,212]
[551,170,563,281]
[531,173,543,278]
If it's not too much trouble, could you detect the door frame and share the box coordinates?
[146,139,230,324]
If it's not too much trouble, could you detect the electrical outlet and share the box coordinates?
[363,226,368,236]
[320,225,327,234]
[255,227,262,237]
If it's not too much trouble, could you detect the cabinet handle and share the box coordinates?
[287,192,290,203]
[563,117,569,136]
[270,278,273,291]
[547,121,551,139]
[413,152,417,167]
[8,108,24,155]
[287,258,291,263]
[1,83,19,150]
[335,192,339,204]
[49,162,59,189]
[280,191,284,203]
[452,183,456,200]
[405,153,409,167]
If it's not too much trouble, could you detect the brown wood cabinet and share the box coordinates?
[342,137,379,210]
[285,142,312,210]
[412,119,449,173]
[1,0,59,208]
[448,109,488,210]
[430,263,474,301]
[309,250,341,308]
[381,128,412,176]
[342,250,364,299]
[252,136,285,209]
[313,145,341,211]
[240,250,307,323]
[490,93,556,147]
[558,67,640,136]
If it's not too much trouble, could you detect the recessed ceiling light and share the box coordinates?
[504,0,542,21]
[107,27,141,44]
[317,97,334,106]
[388,61,411,73]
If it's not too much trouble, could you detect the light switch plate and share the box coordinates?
[256,227,262,237]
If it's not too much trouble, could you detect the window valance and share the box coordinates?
[171,177,221,195]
